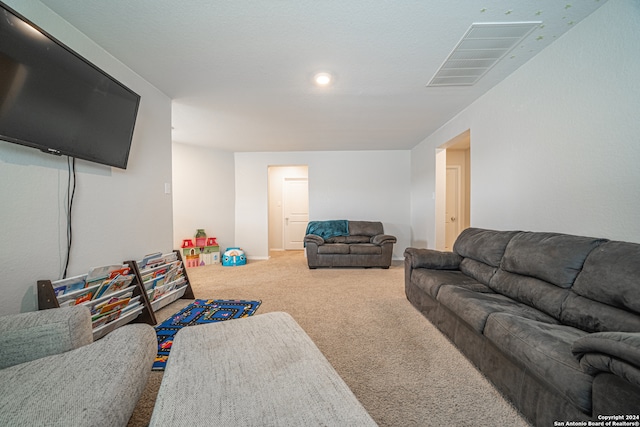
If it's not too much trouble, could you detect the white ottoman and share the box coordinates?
[150,312,377,426]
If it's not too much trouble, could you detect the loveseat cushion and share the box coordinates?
[500,231,604,289]
[484,313,592,414]
[349,244,381,255]
[326,235,371,244]
[348,221,384,237]
[437,285,558,334]
[410,269,488,299]
[318,243,350,254]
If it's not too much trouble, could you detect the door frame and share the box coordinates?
[267,165,309,252]
[435,129,471,251]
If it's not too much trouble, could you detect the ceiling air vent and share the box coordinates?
[427,21,541,87]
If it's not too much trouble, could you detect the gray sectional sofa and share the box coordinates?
[304,220,396,268]
[404,228,640,426]
[0,306,156,426]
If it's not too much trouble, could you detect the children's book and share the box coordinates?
[93,274,134,300]
[51,274,87,296]
[57,282,101,306]
[98,297,131,315]
[89,291,133,315]
[86,264,127,282]
[138,252,163,269]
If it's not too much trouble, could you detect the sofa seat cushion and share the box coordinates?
[349,244,381,255]
[318,243,350,254]
[410,269,489,299]
[484,313,592,414]
[437,286,558,333]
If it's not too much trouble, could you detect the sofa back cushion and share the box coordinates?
[348,221,384,237]
[500,232,605,289]
[490,269,571,320]
[326,235,371,244]
[561,240,640,332]
[459,258,498,285]
[572,241,640,313]
[453,228,519,268]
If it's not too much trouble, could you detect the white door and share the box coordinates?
[283,178,309,250]
[445,166,461,251]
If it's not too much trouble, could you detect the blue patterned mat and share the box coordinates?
[153,298,261,370]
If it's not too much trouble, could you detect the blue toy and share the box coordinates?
[222,247,246,267]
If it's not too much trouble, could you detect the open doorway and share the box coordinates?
[268,166,309,251]
[435,130,471,251]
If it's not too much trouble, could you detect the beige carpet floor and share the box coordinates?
[128,251,531,427]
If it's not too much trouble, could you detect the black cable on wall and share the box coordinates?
[62,157,77,279]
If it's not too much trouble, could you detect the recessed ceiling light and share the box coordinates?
[313,72,333,87]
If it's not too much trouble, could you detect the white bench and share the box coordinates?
[150,312,377,426]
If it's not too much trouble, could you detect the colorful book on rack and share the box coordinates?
[93,274,134,300]
[89,291,133,315]
[139,252,163,269]
[98,297,131,315]
[86,264,127,282]
[52,276,86,297]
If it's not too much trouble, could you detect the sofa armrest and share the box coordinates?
[403,247,462,270]
[0,306,93,369]
[372,234,397,245]
[0,323,155,427]
[572,332,640,388]
[304,234,325,246]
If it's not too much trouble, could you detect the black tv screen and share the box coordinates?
[0,2,140,169]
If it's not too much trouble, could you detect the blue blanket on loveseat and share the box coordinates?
[305,220,349,241]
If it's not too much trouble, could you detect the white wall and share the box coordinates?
[0,1,173,315]
[172,143,236,251]
[410,0,640,247]
[235,151,411,260]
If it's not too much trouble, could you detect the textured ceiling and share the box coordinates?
[39,0,607,152]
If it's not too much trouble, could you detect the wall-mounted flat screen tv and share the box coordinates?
[0,2,140,169]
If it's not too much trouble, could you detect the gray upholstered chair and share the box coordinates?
[0,306,156,426]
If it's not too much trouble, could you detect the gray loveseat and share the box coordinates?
[304,220,396,269]
[0,306,156,426]
[404,228,640,426]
